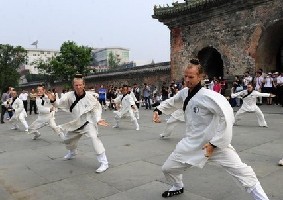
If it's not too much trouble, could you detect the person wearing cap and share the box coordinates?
[231,83,275,127]
[153,59,269,199]
[48,74,109,173]
[262,72,274,105]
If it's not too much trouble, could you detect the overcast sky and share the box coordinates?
[0,0,176,63]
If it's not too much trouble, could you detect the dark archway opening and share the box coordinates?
[276,44,283,72]
[256,20,283,73]
[197,46,224,79]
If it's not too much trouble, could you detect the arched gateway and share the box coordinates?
[153,0,283,81]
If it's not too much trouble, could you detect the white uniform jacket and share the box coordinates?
[157,87,234,168]
[231,90,270,112]
[36,95,56,121]
[53,91,102,132]
[5,97,27,119]
[113,94,135,118]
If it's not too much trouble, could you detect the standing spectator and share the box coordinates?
[232,76,243,106]
[276,72,283,106]
[262,72,274,105]
[132,83,141,109]
[98,85,107,110]
[272,72,280,105]
[29,88,38,114]
[161,82,169,101]
[19,89,28,112]
[242,71,253,90]
[1,87,10,123]
[143,83,151,109]
[254,71,264,105]
[213,79,222,93]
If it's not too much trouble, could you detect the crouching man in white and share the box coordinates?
[5,90,29,132]
[231,83,274,127]
[48,74,109,173]
[112,85,139,131]
[29,85,58,140]
[153,59,269,199]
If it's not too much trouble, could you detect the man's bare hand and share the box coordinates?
[97,119,109,127]
[202,143,215,158]
[153,111,161,123]
[47,92,56,101]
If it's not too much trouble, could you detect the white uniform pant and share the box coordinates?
[235,106,267,126]
[29,115,57,136]
[162,147,269,199]
[63,123,105,155]
[114,111,139,129]
[162,117,182,137]
[10,112,28,129]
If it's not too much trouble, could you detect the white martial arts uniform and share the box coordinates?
[29,95,57,139]
[53,91,108,169]
[5,97,28,131]
[113,93,139,130]
[231,90,270,127]
[157,87,269,200]
[129,91,140,120]
[160,109,185,138]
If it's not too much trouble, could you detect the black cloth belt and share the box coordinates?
[75,121,89,131]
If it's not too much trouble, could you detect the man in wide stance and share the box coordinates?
[28,85,57,140]
[153,59,269,199]
[49,74,109,173]
[231,83,274,127]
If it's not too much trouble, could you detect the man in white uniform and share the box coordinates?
[28,85,57,140]
[128,86,140,120]
[112,85,139,131]
[153,60,269,199]
[49,74,109,173]
[5,90,29,132]
[231,83,274,127]
[159,109,185,139]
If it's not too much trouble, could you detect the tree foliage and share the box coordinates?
[33,41,92,82]
[0,44,26,93]
[108,51,120,69]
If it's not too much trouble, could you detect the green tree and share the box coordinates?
[108,51,120,69]
[33,41,92,82]
[0,44,26,93]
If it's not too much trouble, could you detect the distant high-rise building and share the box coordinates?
[92,47,130,67]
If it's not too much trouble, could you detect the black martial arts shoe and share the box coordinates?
[162,188,184,198]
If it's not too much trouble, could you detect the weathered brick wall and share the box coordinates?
[164,0,283,80]
[19,63,172,93]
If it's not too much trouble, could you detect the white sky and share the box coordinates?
[0,0,176,63]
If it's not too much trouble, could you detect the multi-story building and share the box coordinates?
[92,47,130,67]
[21,48,59,74]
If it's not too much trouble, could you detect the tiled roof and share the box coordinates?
[153,0,227,19]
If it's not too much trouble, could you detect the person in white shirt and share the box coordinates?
[153,59,269,199]
[112,85,139,131]
[262,72,274,105]
[276,72,283,106]
[254,71,264,105]
[243,71,253,90]
[231,83,274,127]
[18,90,28,112]
[4,90,29,132]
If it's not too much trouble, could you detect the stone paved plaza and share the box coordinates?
[0,105,283,200]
